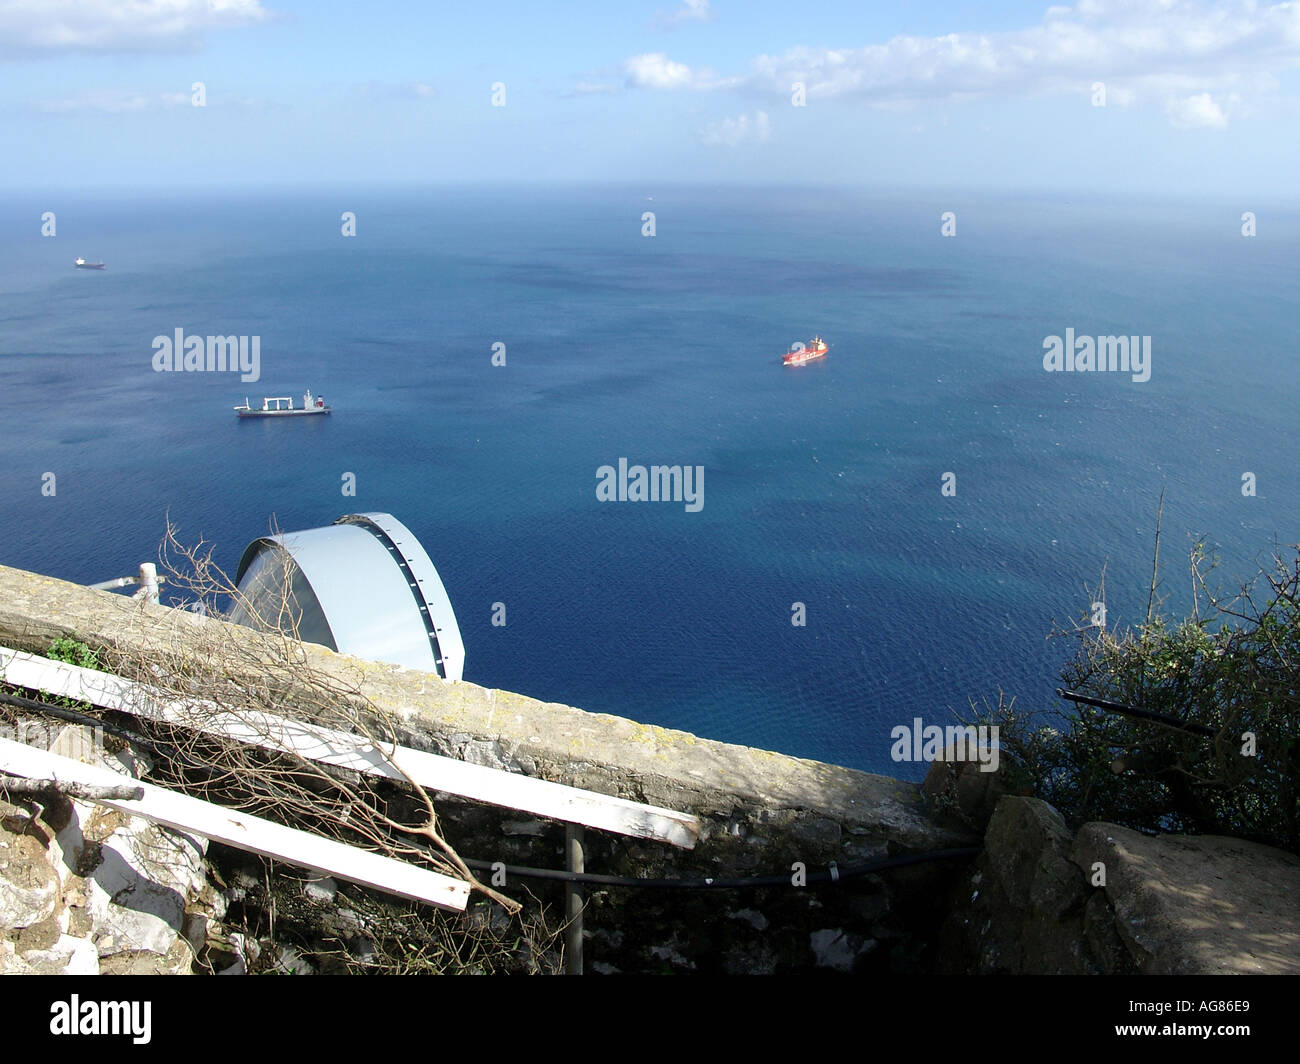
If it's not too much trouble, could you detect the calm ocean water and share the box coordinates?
[1,185,1297,777]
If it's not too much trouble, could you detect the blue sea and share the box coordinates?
[1,185,1298,779]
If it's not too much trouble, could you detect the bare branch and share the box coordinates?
[0,773,144,801]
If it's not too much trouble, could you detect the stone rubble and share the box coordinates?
[0,724,219,975]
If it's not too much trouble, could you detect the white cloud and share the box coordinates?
[36,87,269,112]
[1165,91,1229,128]
[653,0,716,30]
[38,89,192,113]
[621,1,1300,128]
[0,0,272,56]
[623,52,737,91]
[701,110,772,146]
[624,52,696,89]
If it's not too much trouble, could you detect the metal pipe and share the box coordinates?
[564,824,584,975]
[460,846,981,889]
[135,563,159,604]
[89,567,166,594]
[1056,687,1214,737]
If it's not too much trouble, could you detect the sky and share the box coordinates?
[1,0,1298,197]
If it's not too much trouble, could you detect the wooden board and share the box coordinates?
[1,647,700,848]
[0,736,469,911]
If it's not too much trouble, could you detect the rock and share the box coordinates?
[590,926,623,949]
[14,913,61,953]
[182,911,208,954]
[647,937,695,971]
[16,935,100,975]
[204,885,227,922]
[922,742,1015,831]
[457,738,515,772]
[12,729,214,967]
[809,928,874,972]
[938,796,1091,974]
[348,935,378,965]
[1082,891,1133,974]
[49,810,90,890]
[66,902,93,938]
[792,816,842,850]
[942,799,1300,975]
[267,942,314,976]
[1071,823,1300,975]
[730,908,768,931]
[0,832,59,929]
[984,797,1083,920]
[100,937,194,975]
[302,874,337,903]
[86,855,184,957]
[211,930,258,975]
[319,907,365,938]
[62,796,208,959]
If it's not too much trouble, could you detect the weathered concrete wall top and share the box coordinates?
[0,563,972,853]
[0,563,977,974]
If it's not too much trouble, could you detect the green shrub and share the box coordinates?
[981,541,1300,854]
[47,637,102,672]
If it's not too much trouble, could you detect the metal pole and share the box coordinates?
[564,824,584,975]
[136,563,159,605]
[1056,687,1214,737]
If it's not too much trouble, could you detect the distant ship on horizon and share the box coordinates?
[74,257,106,270]
[782,336,828,366]
[235,390,331,418]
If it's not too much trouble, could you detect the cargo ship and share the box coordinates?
[74,257,106,270]
[234,390,331,418]
[782,336,828,366]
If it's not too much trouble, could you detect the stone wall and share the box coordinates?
[0,724,214,975]
[0,563,979,974]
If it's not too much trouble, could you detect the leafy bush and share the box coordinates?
[982,541,1300,854]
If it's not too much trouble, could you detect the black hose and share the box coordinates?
[0,688,159,748]
[1056,687,1214,737]
[461,846,980,889]
[0,687,225,782]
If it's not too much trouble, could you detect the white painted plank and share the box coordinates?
[0,647,700,848]
[0,736,469,911]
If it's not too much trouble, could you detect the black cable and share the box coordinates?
[1056,687,1214,737]
[0,688,159,748]
[461,846,980,889]
[0,686,225,782]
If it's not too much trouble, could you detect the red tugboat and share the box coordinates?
[782,336,828,366]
